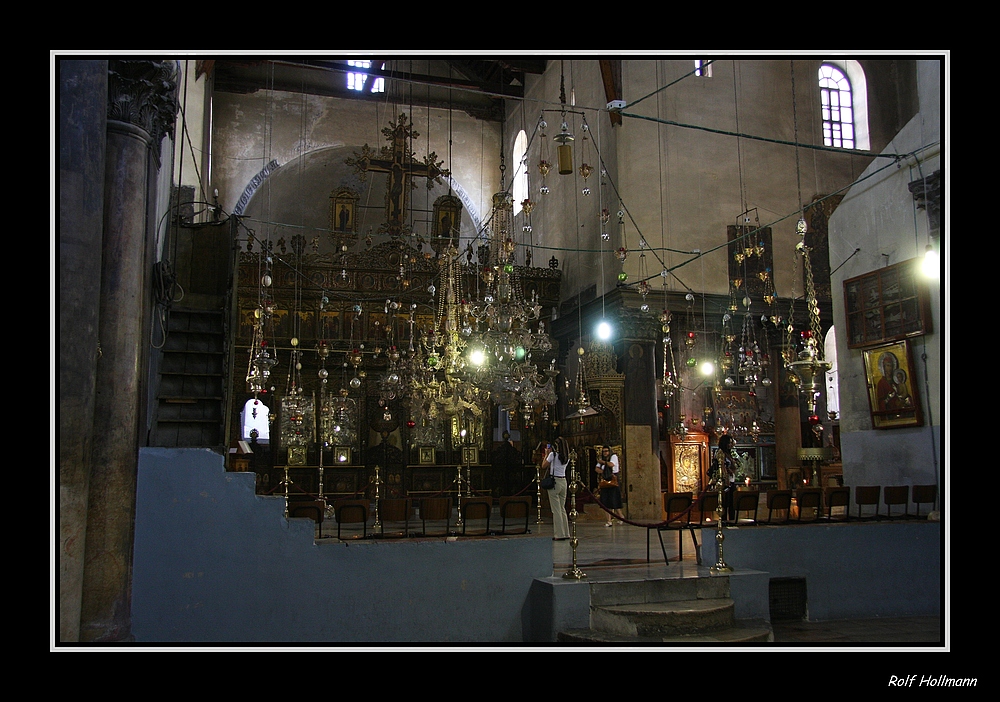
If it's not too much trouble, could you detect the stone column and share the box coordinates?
[79,60,177,643]
[59,60,108,643]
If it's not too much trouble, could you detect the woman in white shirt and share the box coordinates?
[541,437,570,540]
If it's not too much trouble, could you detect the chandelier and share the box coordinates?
[404,188,558,436]
[466,191,555,412]
[783,217,831,418]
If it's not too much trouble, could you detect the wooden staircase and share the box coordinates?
[557,575,772,643]
[152,308,226,449]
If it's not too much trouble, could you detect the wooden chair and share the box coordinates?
[912,484,937,518]
[419,497,453,536]
[855,485,881,520]
[765,490,792,524]
[287,500,326,538]
[333,498,369,540]
[883,485,910,519]
[697,491,719,527]
[651,492,697,564]
[461,497,493,535]
[377,497,411,538]
[824,486,851,521]
[794,488,823,523]
[733,490,760,525]
[498,496,531,534]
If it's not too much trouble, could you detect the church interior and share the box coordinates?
[57,55,945,645]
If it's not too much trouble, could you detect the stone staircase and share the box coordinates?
[557,575,773,643]
[152,308,226,449]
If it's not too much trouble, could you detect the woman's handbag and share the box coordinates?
[541,474,556,490]
[598,473,618,490]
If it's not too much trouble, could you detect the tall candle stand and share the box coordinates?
[455,462,465,529]
[710,482,733,574]
[282,465,291,519]
[372,464,382,531]
[562,448,587,580]
[536,465,544,525]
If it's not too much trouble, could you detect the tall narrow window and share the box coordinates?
[694,59,712,78]
[512,129,528,215]
[819,64,854,149]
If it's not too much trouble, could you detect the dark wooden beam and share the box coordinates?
[599,59,622,127]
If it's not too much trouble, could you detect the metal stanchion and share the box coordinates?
[563,448,587,580]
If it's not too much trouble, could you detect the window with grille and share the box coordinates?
[819,64,854,148]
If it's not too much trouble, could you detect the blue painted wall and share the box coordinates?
[131,448,553,643]
[703,522,940,621]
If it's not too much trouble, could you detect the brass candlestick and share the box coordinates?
[563,448,587,580]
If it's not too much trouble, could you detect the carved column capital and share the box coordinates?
[107,60,179,149]
[616,306,662,341]
[908,169,941,232]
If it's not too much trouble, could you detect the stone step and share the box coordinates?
[589,575,729,607]
[556,573,773,644]
[557,622,773,644]
[592,597,737,638]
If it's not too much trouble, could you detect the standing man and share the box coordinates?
[595,445,624,527]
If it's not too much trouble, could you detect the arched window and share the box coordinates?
[512,129,528,216]
[819,64,855,149]
[241,397,270,443]
[818,61,870,151]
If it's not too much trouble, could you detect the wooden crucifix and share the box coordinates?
[346,113,450,237]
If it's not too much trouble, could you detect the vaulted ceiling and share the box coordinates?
[201,58,547,122]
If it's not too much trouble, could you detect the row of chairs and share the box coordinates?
[650,484,938,564]
[726,484,938,526]
[289,496,533,539]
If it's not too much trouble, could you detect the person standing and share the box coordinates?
[596,445,624,527]
[541,437,570,541]
[713,434,738,523]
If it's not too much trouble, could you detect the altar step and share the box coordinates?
[557,574,773,644]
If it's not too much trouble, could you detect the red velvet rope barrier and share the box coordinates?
[583,487,714,529]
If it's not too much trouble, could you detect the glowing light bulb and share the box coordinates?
[922,244,939,278]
